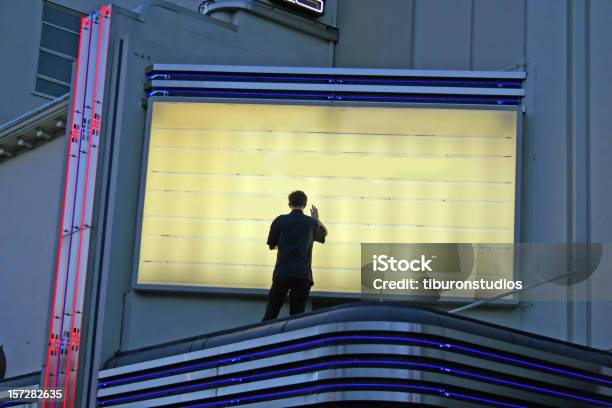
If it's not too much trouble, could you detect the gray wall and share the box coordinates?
[0,0,611,391]
[0,138,64,378]
[0,1,48,124]
[92,0,612,363]
[0,0,206,124]
[0,0,239,380]
[334,0,612,350]
[588,0,612,351]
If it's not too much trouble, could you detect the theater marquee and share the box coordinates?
[134,101,519,298]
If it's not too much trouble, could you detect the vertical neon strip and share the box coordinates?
[43,16,87,408]
[43,5,111,407]
[52,14,95,398]
[63,6,107,407]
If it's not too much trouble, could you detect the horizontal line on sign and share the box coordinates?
[142,234,352,246]
[146,189,511,205]
[140,260,357,272]
[152,127,514,140]
[143,215,512,232]
[149,171,513,185]
[150,145,513,160]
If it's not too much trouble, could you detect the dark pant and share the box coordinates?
[262,277,312,321]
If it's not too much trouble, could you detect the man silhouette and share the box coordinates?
[262,190,327,321]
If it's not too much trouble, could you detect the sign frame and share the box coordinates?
[131,96,523,305]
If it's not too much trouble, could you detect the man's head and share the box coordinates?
[288,190,307,210]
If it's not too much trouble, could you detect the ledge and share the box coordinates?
[102,302,612,369]
[0,94,69,164]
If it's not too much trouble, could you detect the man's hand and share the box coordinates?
[310,205,319,220]
[311,205,327,241]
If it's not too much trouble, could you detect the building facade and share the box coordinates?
[0,0,611,406]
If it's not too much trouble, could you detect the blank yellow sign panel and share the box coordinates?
[137,102,517,294]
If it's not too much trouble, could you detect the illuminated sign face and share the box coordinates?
[136,102,518,296]
[272,0,324,15]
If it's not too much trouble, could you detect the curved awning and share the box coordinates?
[97,303,612,407]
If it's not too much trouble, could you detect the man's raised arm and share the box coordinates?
[310,205,327,243]
[267,217,280,250]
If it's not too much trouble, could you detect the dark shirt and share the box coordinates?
[267,209,326,283]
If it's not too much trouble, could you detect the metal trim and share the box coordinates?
[97,321,608,380]
[99,368,552,408]
[147,64,526,79]
[147,80,526,96]
[97,344,591,398]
